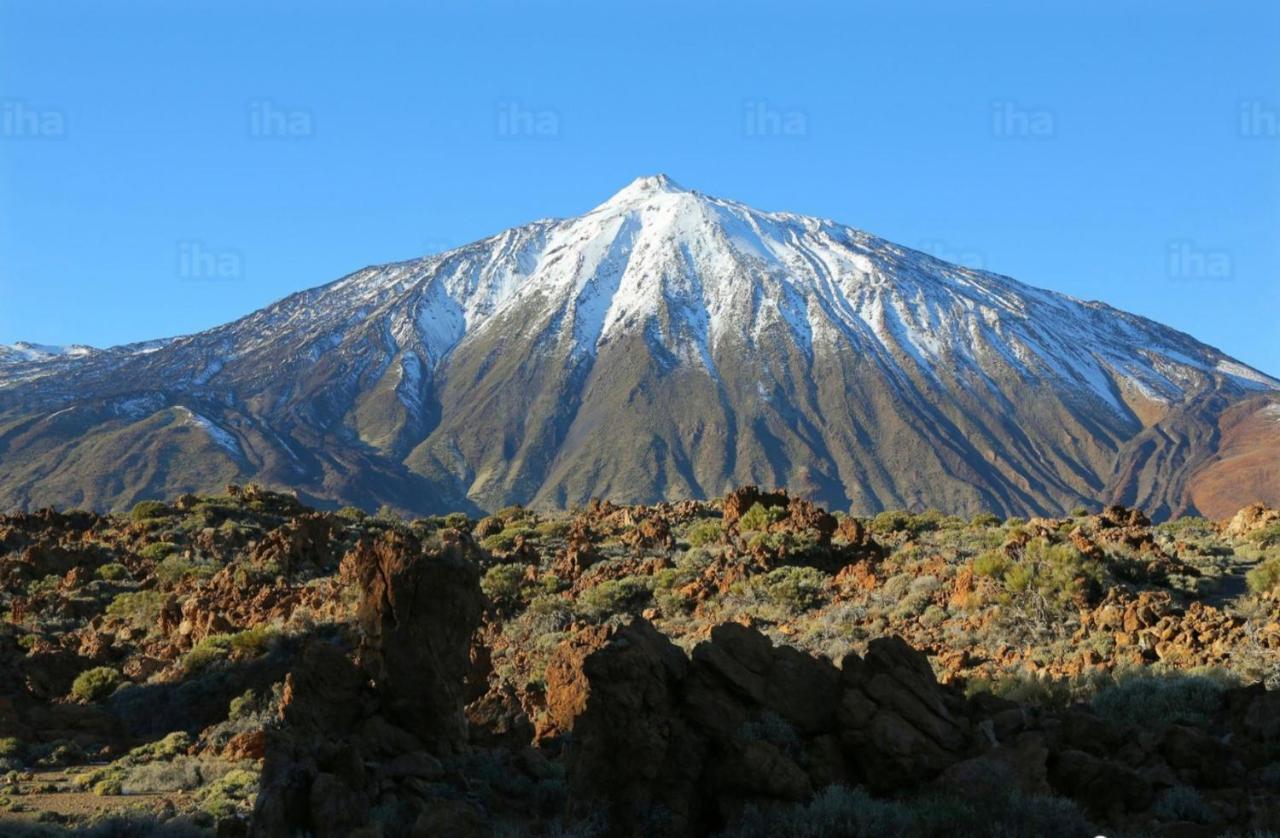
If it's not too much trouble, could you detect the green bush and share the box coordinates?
[70,667,122,702]
[974,539,1102,612]
[754,566,827,613]
[481,563,527,605]
[105,590,166,630]
[228,689,259,721]
[228,624,279,657]
[495,504,529,523]
[536,519,570,539]
[199,768,258,818]
[1247,522,1280,550]
[130,500,169,522]
[443,512,471,530]
[138,542,178,561]
[686,519,724,547]
[868,510,910,535]
[972,550,1009,578]
[738,503,787,533]
[336,505,367,521]
[867,509,947,537]
[578,576,653,620]
[95,563,130,581]
[969,512,1002,528]
[122,731,193,764]
[1247,556,1280,596]
[480,526,536,553]
[154,555,216,587]
[0,737,22,759]
[182,635,233,673]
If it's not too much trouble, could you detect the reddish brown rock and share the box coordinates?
[344,529,484,755]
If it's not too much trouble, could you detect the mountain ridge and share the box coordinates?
[1,175,1276,519]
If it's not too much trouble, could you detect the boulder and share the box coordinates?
[837,636,974,792]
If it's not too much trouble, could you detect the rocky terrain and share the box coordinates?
[0,485,1278,836]
[2,176,1278,520]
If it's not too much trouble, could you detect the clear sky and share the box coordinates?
[2,0,1277,374]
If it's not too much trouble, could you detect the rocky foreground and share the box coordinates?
[0,486,1278,836]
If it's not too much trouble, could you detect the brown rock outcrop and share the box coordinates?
[254,529,485,835]
[557,620,978,835]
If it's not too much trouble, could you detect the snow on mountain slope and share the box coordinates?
[0,175,1275,517]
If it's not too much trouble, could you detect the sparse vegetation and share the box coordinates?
[130,500,169,522]
[70,667,123,702]
[0,486,1276,834]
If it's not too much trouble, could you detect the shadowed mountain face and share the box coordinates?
[1,175,1276,518]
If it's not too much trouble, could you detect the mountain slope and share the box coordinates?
[1,175,1276,518]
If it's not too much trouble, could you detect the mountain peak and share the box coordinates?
[597,174,689,208]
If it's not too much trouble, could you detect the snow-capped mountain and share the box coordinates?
[1,175,1276,518]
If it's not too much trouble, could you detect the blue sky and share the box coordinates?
[2,0,1277,374]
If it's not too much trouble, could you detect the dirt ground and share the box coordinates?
[0,766,197,831]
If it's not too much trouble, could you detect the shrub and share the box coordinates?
[754,566,827,613]
[536,519,570,539]
[336,505,367,521]
[722,784,1094,838]
[1091,671,1233,727]
[965,672,1079,711]
[95,563,129,581]
[920,605,946,627]
[481,563,527,605]
[481,526,536,553]
[974,539,1102,615]
[495,504,529,523]
[1247,522,1280,550]
[739,711,801,756]
[199,768,258,818]
[105,590,166,630]
[969,512,1002,528]
[867,510,948,537]
[182,635,233,673]
[71,667,122,702]
[738,503,786,533]
[138,542,178,562]
[228,689,261,722]
[130,500,169,522]
[578,576,653,620]
[868,510,908,535]
[1247,556,1280,596]
[123,731,193,764]
[228,624,278,657]
[154,555,216,587]
[972,550,1009,578]
[0,737,22,759]
[1152,785,1216,824]
[686,519,724,547]
[443,512,471,530]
